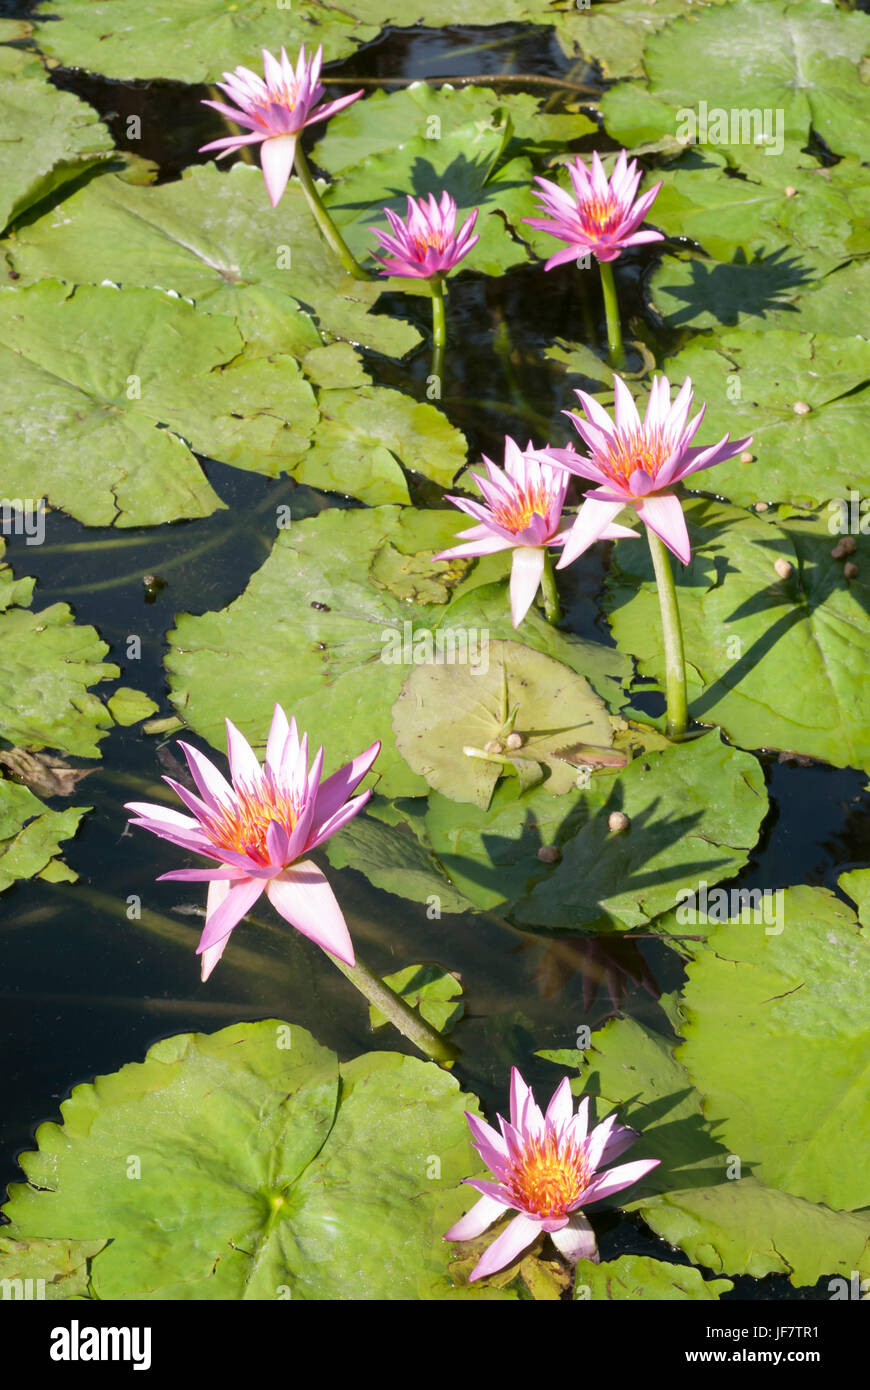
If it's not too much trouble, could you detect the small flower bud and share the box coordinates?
[505,732,524,750]
[754,501,769,512]
[537,845,560,864]
[608,811,630,833]
[784,186,797,197]
[739,451,754,464]
[844,561,859,580]
[792,400,811,415]
[774,557,793,580]
[484,739,503,755]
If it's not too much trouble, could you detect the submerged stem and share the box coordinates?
[293,145,372,281]
[598,259,625,370]
[330,952,460,1066]
[646,527,688,741]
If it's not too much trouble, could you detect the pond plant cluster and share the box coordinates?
[0,0,868,1304]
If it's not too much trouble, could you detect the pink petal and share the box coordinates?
[225,718,263,788]
[509,546,546,627]
[550,1212,599,1263]
[469,1213,542,1282]
[544,1076,575,1133]
[556,499,626,569]
[265,859,354,965]
[444,1193,507,1242]
[197,875,265,955]
[260,135,297,207]
[312,741,381,828]
[635,492,691,565]
[577,1157,661,1205]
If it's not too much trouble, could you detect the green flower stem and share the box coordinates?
[293,145,372,281]
[540,549,561,624]
[429,276,447,385]
[646,527,688,741]
[330,952,460,1066]
[598,259,625,370]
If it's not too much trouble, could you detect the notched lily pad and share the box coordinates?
[0,780,88,891]
[574,1254,731,1301]
[393,639,615,808]
[3,1020,514,1300]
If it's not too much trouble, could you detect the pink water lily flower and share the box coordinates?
[432,436,636,627]
[525,149,664,268]
[446,1068,660,1281]
[125,705,379,981]
[371,191,479,279]
[548,373,753,567]
[200,44,363,207]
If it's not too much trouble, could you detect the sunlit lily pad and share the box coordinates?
[326,810,476,915]
[0,42,113,234]
[369,964,464,1035]
[605,500,870,768]
[2,1020,513,1300]
[839,867,870,930]
[312,82,596,173]
[678,885,870,1211]
[555,1014,870,1287]
[166,507,629,799]
[393,638,615,806]
[0,1232,106,1299]
[574,1255,731,1300]
[425,731,766,924]
[643,0,870,161]
[0,781,87,891]
[5,164,420,358]
[553,0,729,79]
[0,281,318,526]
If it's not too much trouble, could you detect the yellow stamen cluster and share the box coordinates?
[412,227,451,256]
[492,483,553,534]
[602,428,671,488]
[506,1133,590,1217]
[203,780,300,864]
[579,194,622,236]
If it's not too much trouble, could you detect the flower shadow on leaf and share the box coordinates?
[652,247,812,328]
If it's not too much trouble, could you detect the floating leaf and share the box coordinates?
[605,500,870,768]
[839,867,870,930]
[0,1233,106,1300]
[326,811,475,915]
[369,964,464,1035]
[553,0,730,79]
[106,688,159,727]
[6,165,420,357]
[425,731,766,924]
[3,1020,514,1300]
[0,781,87,891]
[574,1254,731,1301]
[0,281,319,526]
[392,638,615,807]
[0,42,113,233]
[677,885,870,1211]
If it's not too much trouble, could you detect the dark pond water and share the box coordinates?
[1,11,868,1300]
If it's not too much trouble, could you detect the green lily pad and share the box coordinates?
[369,964,464,1035]
[633,1179,870,1288]
[839,867,870,929]
[677,884,870,1211]
[5,164,420,358]
[392,638,615,807]
[644,0,870,161]
[650,148,870,271]
[553,1013,870,1287]
[666,328,870,509]
[3,1020,513,1300]
[300,386,467,505]
[166,506,512,799]
[312,82,596,173]
[322,109,535,278]
[0,42,113,234]
[425,731,766,924]
[165,508,630,800]
[574,1255,731,1300]
[0,280,321,526]
[0,780,88,891]
[0,572,119,757]
[516,732,767,931]
[325,811,476,915]
[553,0,730,79]
[605,500,870,768]
[106,688,160,727]
[0,1233,106,1300]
